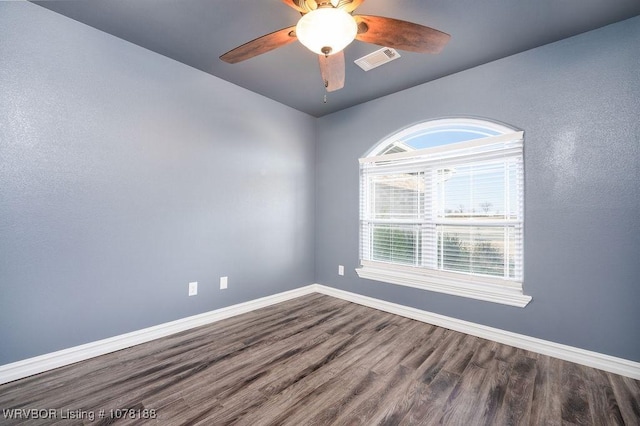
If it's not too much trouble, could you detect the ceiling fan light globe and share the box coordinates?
[295,8,357,56]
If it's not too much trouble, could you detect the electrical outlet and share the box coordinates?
[338,265,344,276]
[220,276,228,290]
[188,281,198,296]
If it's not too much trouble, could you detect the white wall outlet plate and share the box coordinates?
[220,276,228,290]
[188,281,198,296]
[338,265,344,276]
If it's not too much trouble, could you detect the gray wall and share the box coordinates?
[316,17,640,362]
[1,3,638,368]
[0,3,316,364]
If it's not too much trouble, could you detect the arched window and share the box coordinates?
[356,118,531,307]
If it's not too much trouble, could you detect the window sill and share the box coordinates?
[355,262,532,307]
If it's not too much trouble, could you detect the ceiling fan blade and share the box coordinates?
[318,51,345,92]
[220,26,297,64]
[342,0,365,13]
[354,15,450,54]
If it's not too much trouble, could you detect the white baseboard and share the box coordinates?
[1,283,638,385]
[312,284,640,380]
[0,285,317,386]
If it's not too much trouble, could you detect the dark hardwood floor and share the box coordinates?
[1,293,639,425]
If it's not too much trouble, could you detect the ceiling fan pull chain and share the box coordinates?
[323,79,329,103]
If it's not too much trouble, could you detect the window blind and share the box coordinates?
[360,131,523,283]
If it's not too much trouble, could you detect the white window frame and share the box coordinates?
[356,119,531,307]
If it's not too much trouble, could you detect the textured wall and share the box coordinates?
[1,3,638,368]
[316,17,640,361]
[0,3,315,364]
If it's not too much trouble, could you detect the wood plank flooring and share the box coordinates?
[1,293,639,425]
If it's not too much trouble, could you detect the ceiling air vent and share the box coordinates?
[354,47,401,71]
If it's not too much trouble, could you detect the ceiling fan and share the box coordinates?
[220,0,450,92]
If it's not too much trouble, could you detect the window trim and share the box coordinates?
[356,261,532,307]
[366,118,512,157]
[360,131,523,165]
[357,119,531,307]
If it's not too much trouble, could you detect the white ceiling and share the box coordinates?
[32,0,640,117]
